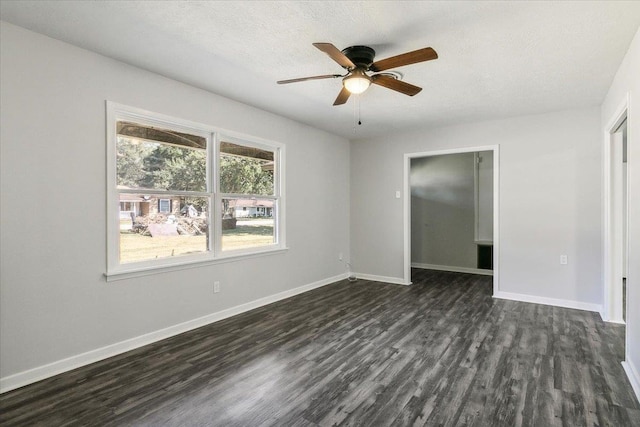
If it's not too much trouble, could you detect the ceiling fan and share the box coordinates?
[277,43,438,105]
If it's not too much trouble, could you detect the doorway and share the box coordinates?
[604,100,629,325]
[403,145,500,294]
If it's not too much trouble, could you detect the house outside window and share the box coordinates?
[106,102,285,278]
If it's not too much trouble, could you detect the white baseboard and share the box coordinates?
[493,291,603,313]
[599,309,626,324]
[622,360,640,403]
[411,262,493,276]
[352,273,410,286]
[0,273,348,394]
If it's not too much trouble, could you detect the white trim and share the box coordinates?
[352,273,410,286]
[403,145,500,295]
[213,132,222,255]
[411,262,493,276]
[105,247,289,282]
[622,360,640,403]
[493,291,603,313]
[602,93,629,323]
[0,273,347,394]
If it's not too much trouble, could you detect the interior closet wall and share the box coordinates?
[410,153,477,269]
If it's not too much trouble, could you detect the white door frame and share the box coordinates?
[603,94,629,324]
[403,144,500,296]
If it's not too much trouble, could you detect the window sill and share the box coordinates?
[105,247,289,282]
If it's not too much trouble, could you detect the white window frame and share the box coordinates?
[215,135,283,258]
[106,102,286,281]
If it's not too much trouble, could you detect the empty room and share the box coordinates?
[1,1,640,425]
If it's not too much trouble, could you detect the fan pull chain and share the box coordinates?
[353,95,362,132]
[352,95,358,132]
[352,95,363,133]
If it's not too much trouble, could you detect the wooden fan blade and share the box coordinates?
[371,75,422,96]
[313,43,356,69]
[277,74,342,84]
[333,86,351,105]
[369,47,438,72]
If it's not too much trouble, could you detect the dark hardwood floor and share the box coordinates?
[1,270,639,426]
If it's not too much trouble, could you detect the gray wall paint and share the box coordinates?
[351,107,602,305]
[476,151,494,243]
[602,27,640,385]
[410,153,477,268]
[0,22,350,379]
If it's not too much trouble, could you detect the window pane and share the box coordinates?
[221,198,275,251]
[119,194,209,263]
[158,199,171,213]
[116,121,207,192]
[220,141,274,195]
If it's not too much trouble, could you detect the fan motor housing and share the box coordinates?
[341,46,376,69]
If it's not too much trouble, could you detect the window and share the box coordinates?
[219,139,278,252]
[106,102,284,277]
[158,199,171,213]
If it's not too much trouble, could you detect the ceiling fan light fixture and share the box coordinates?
[343,70,371,94]
[277,43,438,105]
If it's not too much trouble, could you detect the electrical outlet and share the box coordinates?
[339,252,343,261]
[213,281,220,293]
[560,255,568,265]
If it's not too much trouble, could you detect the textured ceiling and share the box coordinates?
[1,1,639,139]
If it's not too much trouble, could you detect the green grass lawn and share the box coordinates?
[221,225,274,250]
[120,224,274,263]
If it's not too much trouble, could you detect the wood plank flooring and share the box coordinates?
[1,269,639,426]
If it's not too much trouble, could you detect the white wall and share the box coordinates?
[0,22,350,384]
[601,27,640,397]
[351,107,602,308]
[410,153,477,269]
